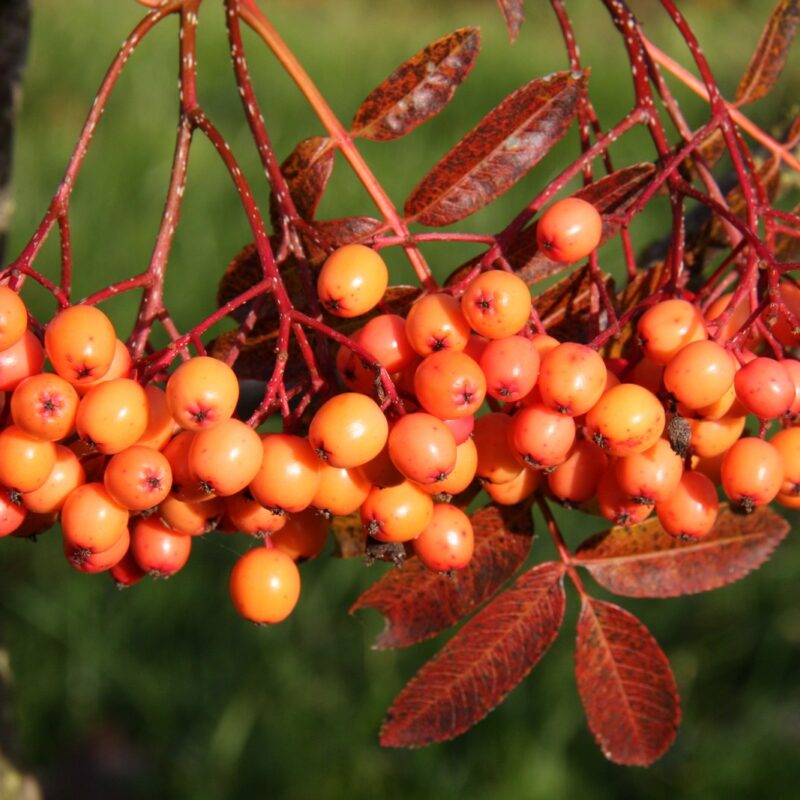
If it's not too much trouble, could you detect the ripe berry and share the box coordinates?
[536,197,602,263]
[473,412,523,484]
[547,440,607,506]
[136,385,177,451]
[249,433,321,512]
[537,342,606,416]
[131,516,192,577]
[484,464,541,505]
[11,372,79,442]
[687,415,746,459]
[0,330,45,392]
[358,313,417,372]
[45,304,117,385]
[460,270,532,339]
[22,444,86,514]
[75,338,133,395]
[308,392,388,469]
[317,244,388,318]
[479,335,540,403]
[66,524,130,574]
[166,356,239,431]
[361,481,434,543]
[0,487,26,538]
[655,470,719,539]
[663,340,736,410]
[733,357,795,419]
[636,299,707,365]
[0,286,28,351]
[311,463,371,516]
[413,350,486,420]
[229,547,301,624]
[770,427,800,496]
[585,383,665,457]
[158,493,224,536]
[720,437,784,512]
[596,470,654,526]
[104,445,173,511]
[61,482,129,555]
[270,509,329,561]
[189,418,263,497]
[413,504,474,572]
[509,403,576,469]
[614,437,683,505]
[225,492,286,537]
[76,378,148,455]
[418,436,479,497]
[388,412,457,485]
[405,293,471,356]
[0,425,57,493]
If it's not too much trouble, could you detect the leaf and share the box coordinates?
[380,561,566,747]
[299,216,383,267]
[331,511,366,559]
[532,263,614,343]
[496,0,525,43]
[351,501,534,649]
[735,0,800,105]
[269,137,334,228]
[350,28,481,142]
[573,505,790,598]
[405,71,586,227]
[575,597,680,766]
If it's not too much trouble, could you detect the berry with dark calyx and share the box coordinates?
[535,197,602,263]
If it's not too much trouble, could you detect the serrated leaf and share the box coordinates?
[269,137,334,228]
[496,0,524,42]
[405,71,586,227]
[351,28,480,142]
[576,597,680,766]
[736,0,800,105]
[351,502,533,649]
[573,505,790,598]
[533,263,614,343]
[380,560,565,747]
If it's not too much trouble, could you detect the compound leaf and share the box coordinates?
[351,28,480,141]
[496,0,525,42]
[573,505,790,598]
[576,597,680,766]
[380,560,566,747]
[405,71,585,227]
[269,137,334,227]
[351,501,533,649]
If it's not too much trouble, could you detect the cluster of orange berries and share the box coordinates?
[1,197,798,627]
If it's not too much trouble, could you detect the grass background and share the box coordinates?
[2,0,800,797]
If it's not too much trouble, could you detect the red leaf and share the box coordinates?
[736,0,800,104]
[575,597,680,766]
[573,504,790,598]
[269,137,334,226]
[405,71,586,227]
[380,561,566,747]
[350,501,533,649]
[496,0,525,42]
[351,28,481,141]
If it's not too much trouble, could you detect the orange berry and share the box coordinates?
[636,299,707,365]
[361,480,434,543]
[131,516,192,577]
[249,433,321,512]
[61,482,129,554]
[166,356,239,431]
[663,340,736,410]
[270,508,329,561]
[75,338,132,395]
[0,287,27,351]
[413,503,474,571]
[405,293,471,356]
[655,471,719,539]
[473,412,523,484]
[388,412,457,485]
[136,385,176,450]
[536,197,602,263]
[45,305,117,385]
[0,487,26,538]
[229,547,301,623]
[770,426,800,496]
[22,444,86,514]
[418,436,479,497]
[159,493,224,536]
[537,342,606,416]
[460,270,532,339]
[11,372,79,441]
[65,523,130,574]
[547,440,607,506]
[484,464,541,505]
[720,437,784,511]
[358,313,418,372]
[509,403,576,469]
[596,471,654,527]
[224,492,287,537]
[308,392,388,469]
[0,330,45,391]
[414,350,486,420]
[614,437,683,505]
[311,464,371,516]
[104,445,173,510]
[76,378,148,455]
[687,415,746,459]
[317,244,388,318]
[479,335,541,403]
[0,425,57,493]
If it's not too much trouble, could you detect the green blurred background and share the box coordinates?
[2,0,800,797]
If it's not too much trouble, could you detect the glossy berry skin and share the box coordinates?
[614,438,683,505]
[596,470,654,527]
[636,299,707,365]
[405,293,471,356]
[585,383,665,457]
[655,471,719,539]
[473,412,523,485]
[418,436,478,496]
[158,493,224,536]
[780,358,800,415]
[547,440,607,506]
[479,335,540,403]
[75,338,133,396]
[131,516,192,577]
[229,547,301,624]
[663,340,736,410]
[687,415,746,459]
[361,481,434,543]
[460,270,532,339]
[224,492,286,537]
[733,357,795,419]
[189,418,263,498]
[0,287,27,351]
[510,403,576,469]
[0,425,57,493]
[45,305,117,385]
[414,350,486,420]
[0,488,26,538]
[485,464,541,505]
[110,549,147,588]
[308,393,388,469]
[413,504,474,572]
[104,445,173,511]
[0,330,45,392]
[770,427,800,496]
[166,356,240,431]
[249,433,321,512]
[137,385,177,451]
[22,444,86,514]
[76,378,149,455]
[317,244,388,318]
[61,482,129,555]
[388,412,457,485]
[311,463,371,516]
[65,524,130,574]
[535,197,602,263]
[537,342,607,416]
[720,437,784,512]
[11,372,79,442]
[358,314,417,372]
